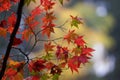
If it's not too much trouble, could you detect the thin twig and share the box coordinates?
[37,37,63,42]
[12,47,29,64]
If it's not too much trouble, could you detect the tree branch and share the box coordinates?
[12,47,29,65]
[0,0,25,79]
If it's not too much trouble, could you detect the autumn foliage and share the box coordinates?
[0,0,94,80]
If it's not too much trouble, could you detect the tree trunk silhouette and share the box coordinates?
[0,0,25,79]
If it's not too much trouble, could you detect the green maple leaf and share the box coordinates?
[71,19,80,28]
[42,53,53,60]
[41,74,49,80]
[59,0,63,5]
[24,0,36,6]
[70,15,83,28]
[52,74,59,80]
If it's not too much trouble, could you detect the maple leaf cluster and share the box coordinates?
[0,0,94,80]
[0,0,19,12]
[2,59,24,80]
[0,13,17,38]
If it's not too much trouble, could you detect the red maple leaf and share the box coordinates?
[74,36,86,47]
[25,14,39,29]
[30,21,39,29]
[78,54,90,64]
[25,17,39,29]
[5,68,17,77]
[3,68,23,80]
[31,76,40,80]
[0,1,11,12]
[68,56,79,73]
[40,0,44,5]
[8,13,16,27]
[25,6,41,28]
[41,0,55,11]
[7,26,14,34]
[56,46,69,61]
[6,13,16,34]
[31,6,42,18]
[29,59,46,72]
[13,37,22,46]
[0,20,7,28]
[81,47,94,56]
[45,62,54,70]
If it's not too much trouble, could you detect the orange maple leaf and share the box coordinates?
[3,68,23,80]
[44,42,55,53]
[42,23,55,37]
[22,29,33,41]
[0,27,7,37]
[64,30,78,44]
[72,47,81,56]
[31,6,42,18]
[42,12,56,24]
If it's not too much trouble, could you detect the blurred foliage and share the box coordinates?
[54,2,114,49]
[73,3,114,33]
[50,2,115,80]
